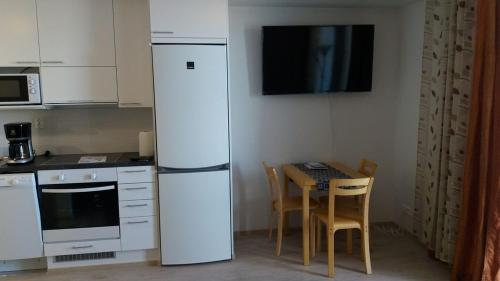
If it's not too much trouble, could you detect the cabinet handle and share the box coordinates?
[42,60,64,64]
[14,61,39,64]
[125,187,148,191]
[122,170,147,173]
[126,220,149,225]
[125,203,148,208]
[120,102,142,106]
[66,99,95,103]
[152,31,174,34]
[71,245,94,250]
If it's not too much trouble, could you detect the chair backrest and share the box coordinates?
[327,177,375,227]
[262,162,283,208]
[358,159,378,177]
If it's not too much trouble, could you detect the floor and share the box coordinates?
[2,226,450,281]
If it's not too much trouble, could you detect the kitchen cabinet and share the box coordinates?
[37,0,116,67]
[114,0,154,108]
[0,0,40,67]
[149,0,228,39]
[118,166,158,251]
[41,67,118,104]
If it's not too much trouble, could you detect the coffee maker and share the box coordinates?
[4,122,35,165]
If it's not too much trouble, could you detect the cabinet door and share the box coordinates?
[150,0,228,39]
[37,0,115,67]
[114,0,154,108]
[41,67,118,104]
[0,0,40,66]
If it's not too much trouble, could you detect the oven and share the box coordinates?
[0,74,41,105]
[38,168,119,243]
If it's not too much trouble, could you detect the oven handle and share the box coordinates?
[41,185,115,194]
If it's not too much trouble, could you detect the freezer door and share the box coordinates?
[153,44,229,169]
[159,170,232,265]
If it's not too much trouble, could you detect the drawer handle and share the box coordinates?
[42,60,64,64]
[125,203,148,208]
[122,170,147,173]
[125,187,148,191]
[71,245,94,250]
[126,220,149,225]
[152,31,174,34]
[15,61,39,64]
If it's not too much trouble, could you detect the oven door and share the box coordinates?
[39,182,119,243]
[0,75,41,105]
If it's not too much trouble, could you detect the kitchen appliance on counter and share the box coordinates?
[0,173,44,260]
[4,122,35,165]
[0,74,41,106]
[153,43,232,265]
[38,168,120,243]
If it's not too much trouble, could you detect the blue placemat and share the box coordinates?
[293,163,352,191]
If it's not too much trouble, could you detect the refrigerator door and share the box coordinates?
[159,170,232,265]
[153,44,229,169]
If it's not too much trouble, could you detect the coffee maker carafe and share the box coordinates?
[4,122,35,165]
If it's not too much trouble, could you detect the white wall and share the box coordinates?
[229,5,423,231]
[0,108,153,156]
[394,1,425,232]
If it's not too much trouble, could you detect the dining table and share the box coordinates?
[282,161,366,266]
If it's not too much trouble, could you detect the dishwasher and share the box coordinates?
[0,173,44,260]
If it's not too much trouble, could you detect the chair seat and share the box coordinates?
[274,196,319,211]
[314,211,362,230]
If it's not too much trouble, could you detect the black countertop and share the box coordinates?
[0,152,154,174]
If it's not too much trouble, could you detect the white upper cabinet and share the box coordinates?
[37,0,116,67]
[114,0,154,108]
[0,0,40,66]
[149,0,228,39]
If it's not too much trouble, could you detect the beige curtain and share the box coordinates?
[413,0,476,263]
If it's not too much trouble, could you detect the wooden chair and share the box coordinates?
[262,162,319,256]
[318,159,378,254]
[310,177,374,278]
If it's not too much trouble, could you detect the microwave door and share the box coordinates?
[0,76,29,103]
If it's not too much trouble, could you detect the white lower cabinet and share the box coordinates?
[120,217,158,251]
[118,166,158,252]
[44,239,121,256]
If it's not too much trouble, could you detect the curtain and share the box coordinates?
[452,0,500,279]
[413,0,476,263]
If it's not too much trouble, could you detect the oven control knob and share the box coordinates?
[30,89,36,94]
[9,178,20,186]
[58,174,66,182]
[91,172,97,181]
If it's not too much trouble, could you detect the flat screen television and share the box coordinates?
[262,25,375,95]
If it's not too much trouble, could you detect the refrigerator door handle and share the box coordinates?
[157,163,229,174]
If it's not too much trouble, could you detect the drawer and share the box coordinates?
[117,166,155,183]
[119,199,156,218]
[120,216,158,251]
[119,182,155,201]
[44,239,121,257]
[38,168,117,185]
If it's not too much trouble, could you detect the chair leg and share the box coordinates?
[362,226,372,274]
[310,215,316,258]
[327,227,335,278]
[276,212,284,256]
[316,219,322,252]
[268,207,274,241]
[346,229,353,255]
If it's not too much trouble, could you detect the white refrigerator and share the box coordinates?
[152,44,232,265]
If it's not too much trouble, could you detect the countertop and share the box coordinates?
[0,152,154,174]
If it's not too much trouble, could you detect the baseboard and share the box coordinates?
[0,258,47,273]
[46,249,159,269]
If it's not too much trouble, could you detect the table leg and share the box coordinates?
[302,186,310,266]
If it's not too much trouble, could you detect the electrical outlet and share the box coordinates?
[33,117,44,129]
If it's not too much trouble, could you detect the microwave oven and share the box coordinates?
[0,74,41,105]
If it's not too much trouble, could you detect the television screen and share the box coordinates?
[262,25,375,95]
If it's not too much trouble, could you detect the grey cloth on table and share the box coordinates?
[293,163,352,191]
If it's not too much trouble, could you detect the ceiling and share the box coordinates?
[229,0,421,8]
